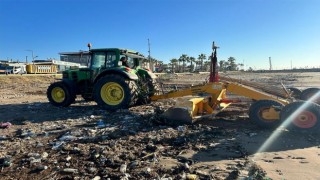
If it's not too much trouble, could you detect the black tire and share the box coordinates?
[287,87,302,99]
[147,78,161,96]
[249,100,284,128]
[300,88,320,105]
[135,77,160,105]
[280,101,320,132]
[93,75,138,111]
[47,81,76,107]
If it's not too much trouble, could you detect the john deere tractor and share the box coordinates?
[47,46,158,111]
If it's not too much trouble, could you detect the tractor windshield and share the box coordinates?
[120,55,135,68]
[120,53,145,69]
[92,52,106,68]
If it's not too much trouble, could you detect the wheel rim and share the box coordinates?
[51,87,65,103]
[101,82,124,105]
[260,107,279,122]
[292,110,317,128]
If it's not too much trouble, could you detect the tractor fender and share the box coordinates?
[146,71,157,79]
[93,69,138,83]
[137,68,157,79]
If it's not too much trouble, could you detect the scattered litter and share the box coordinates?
[0,135,8,140]
[177,126,186,132]
[63,168,78,173]
[249,133,257,137]
[0,122,12,129]
[96,120,106,128]
[59,135,77,141]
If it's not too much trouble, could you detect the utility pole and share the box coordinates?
[26,56,28,64]
[291,60,292,70]
[148,38,151,70]
[26,50,34,62]
[269,57,272,71]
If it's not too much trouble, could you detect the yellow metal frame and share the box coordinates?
[150,82,289,119]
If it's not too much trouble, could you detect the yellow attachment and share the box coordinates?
[161,97,216,125]
[151,82,227,101]
[175,97,214,117]
[101,82,124,105]
[261,106,280,120]
[51,87,65,103]
[226,83,289,105]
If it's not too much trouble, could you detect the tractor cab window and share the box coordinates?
[91,52,106,68]
[106,52,116,68]
[119,55,135,68]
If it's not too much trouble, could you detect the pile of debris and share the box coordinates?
[0,101,266,180]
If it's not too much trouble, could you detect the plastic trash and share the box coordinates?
[63,168,78,173]
[0,122,12,129]
[97,120,106,128]
[0,135,8,140]
[52,141,64,150]
[59,135,77,141]
[177,126,186,132]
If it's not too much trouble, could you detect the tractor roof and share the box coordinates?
[91,48,145,58]
[59,48,145,59]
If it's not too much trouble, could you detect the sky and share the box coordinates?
[0,0,319,70]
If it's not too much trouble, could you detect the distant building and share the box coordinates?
[32,59,85,72]
[59,51,90,67]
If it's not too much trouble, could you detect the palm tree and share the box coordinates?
[198,54,206,71]
[179,54,188,73]
[203,60,211,71]
[189,56,196,72]
[170,58,178,73]
[195,60,201,71]
[178,58,182,72]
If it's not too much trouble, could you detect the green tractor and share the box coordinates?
[47,46,158,111]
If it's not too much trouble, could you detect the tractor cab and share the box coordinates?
[89,48,145,70]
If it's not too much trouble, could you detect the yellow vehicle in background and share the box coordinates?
[26,64,58,74]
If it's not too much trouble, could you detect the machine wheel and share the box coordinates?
[147,78,161,96]
[287,87,302,99]
[280,101,320,132]
[93,75,138,111]
[300,88,320,105]
[135,77,160,105]
[47,81,76,107]
[249,100,284,128]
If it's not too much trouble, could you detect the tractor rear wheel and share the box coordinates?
[300,88,320,105]
[136,77,161,105]
[280,101,320,132]
[93,75,138,111]
[249,100,284,128]
[47,81,76,107]
[147,78,161,96]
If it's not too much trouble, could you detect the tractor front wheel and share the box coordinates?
[93,75,138,111]
[249,100,284,128]
[280,101,320,132]
[47,81,76,107]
